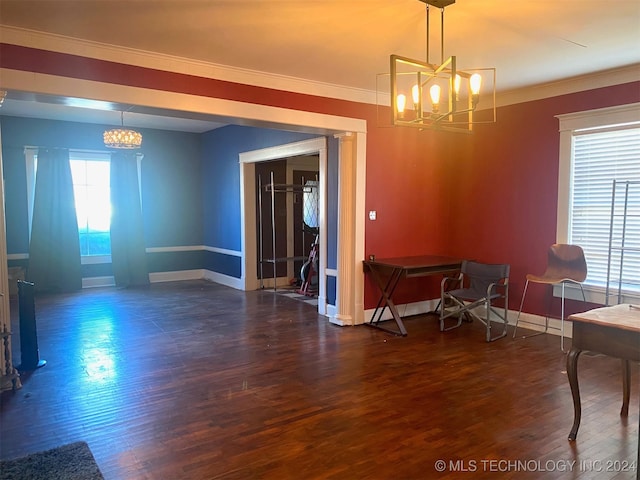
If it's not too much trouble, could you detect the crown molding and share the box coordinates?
[1,25,638,109]
[0,25,376,105]
[496,64,640,108]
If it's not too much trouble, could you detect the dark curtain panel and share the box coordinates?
[27,148,82,292]
[110,151,149,287]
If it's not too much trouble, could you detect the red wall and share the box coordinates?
[2,44,639,316]
[442,83,640,316]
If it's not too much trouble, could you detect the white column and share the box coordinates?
[333,132,356,326]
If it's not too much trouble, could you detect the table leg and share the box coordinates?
[567,347,582,441]
[621,359,630,417]
[367,267,407,336]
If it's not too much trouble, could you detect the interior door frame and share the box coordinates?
[240,137,328,315]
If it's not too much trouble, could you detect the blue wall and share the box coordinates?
[1,115,202,275]
[2,116,339,304]
[201,125,318,251]
[200,125,318,279]
[200,125,338,305]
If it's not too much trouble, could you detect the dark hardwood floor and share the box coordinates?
[1,280,638,479]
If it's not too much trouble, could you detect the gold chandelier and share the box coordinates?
[382,0,496,133]
[104,111,142,149]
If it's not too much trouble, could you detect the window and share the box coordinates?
[69,153,112,257]
[557,103,640,303]
[25,149,112,263]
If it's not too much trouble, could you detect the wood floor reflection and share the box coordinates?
[1,280,638,479]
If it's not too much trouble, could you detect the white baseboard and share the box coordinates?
[82,276,115,288]
[317,294,328,316]
[363,299,441,325]
[361,299,574,338]
[511,310,573,338]
[326,303,340,325]
[202,270,244,290]
[149,269,204,283]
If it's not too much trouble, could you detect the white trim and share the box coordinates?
[9,247,244,257]
[81,255,111,265]
[362,300,575,338]
[2,26,638,109]
[556,103,640,242]
[0,69,368,136]
[239,138,329,163]
[512,310,573,338]
[145,245,242,256]
[0,25,376,106]
[239,137,328,317]
[363,299,441,325]
[353,132,367,326]
[556,102,640,132]
[146,245,203,253]
[203,269,244,290]
[149,269,204,283]
[326,303,338,322]
[203,246,242,257]
[497,65,640,108]
[81,268,247,290]
[82,276,115,288]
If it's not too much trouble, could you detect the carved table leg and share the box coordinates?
[566,347,582,441]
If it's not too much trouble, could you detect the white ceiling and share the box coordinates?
[1,0,639,132]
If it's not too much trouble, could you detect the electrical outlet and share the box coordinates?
[369,210,377,220]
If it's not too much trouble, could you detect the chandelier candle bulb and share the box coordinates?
[429,84,441,112]
[470,74,482,95]
[412,85,420,105]
[454,74,461,98]
[396,94,407,117]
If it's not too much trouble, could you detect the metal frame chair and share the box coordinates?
[440,260,510,342]
[512,244,587,351]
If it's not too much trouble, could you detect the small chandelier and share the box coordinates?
[104,111,142,149]
[380,0,496,133]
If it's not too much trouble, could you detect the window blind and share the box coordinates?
[570,126,640,296]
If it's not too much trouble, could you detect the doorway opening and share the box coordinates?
[240,137,328,315]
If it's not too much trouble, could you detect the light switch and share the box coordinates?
[369,210,377,220]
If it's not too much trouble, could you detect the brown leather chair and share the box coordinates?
[513,244,587,351]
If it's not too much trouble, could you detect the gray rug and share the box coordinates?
[0,441,104,480]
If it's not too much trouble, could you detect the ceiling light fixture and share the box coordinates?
[382,0,496,133]
[103,111,142,149]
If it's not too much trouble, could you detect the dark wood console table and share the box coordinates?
[363,255,461,336]
[567,304,640,441]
